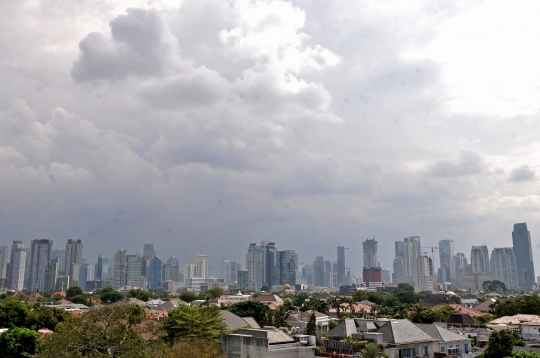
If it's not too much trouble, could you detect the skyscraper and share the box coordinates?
[96,256,109,281]
[143,244,156,258]
[392,257,405,283]
[184,264,197,280]
[512,223,536,288]
[277,250,297,286]
[414,256,434,291]
[403,236,421,276]
[439,240,454,281]
[195,254,210,279]
[126,254,143,288]
[65,239,83,284]
[314,256,324,287]
[44,260,59,291]
[113,249,127,289]
[9,241,26,291]
[363,238,377,268]
[491,247,519,290]
[28,239,53,291]
[265,243,278,287]
[0,245,8,285]
[395,241,404,258]
[52,250,66,275]
[337,246,346,286]
[471,246,491,274]
[452,253,468,287]
[247,243,265,290]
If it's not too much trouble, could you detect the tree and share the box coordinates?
[128,289,153,302]
[26,304,68,331]
[70,295,89,306]
[97,287,125,304]
[410,304,427,323]
[162,305,227,344]
[0,327,40,358]
[328,296,342,318]
[228,301,270,324]
[167,339,222,358]
[37,303,151,358]
[483,280,507,292]
[510,351,540,358]
[360,342,383,358]
[0,299,29,328]
[265,305,290,328]
[202,287,224,299]
[483,330,515,358]
[178,291,198,303]
[305,312,317,336]
[66,286,83,298]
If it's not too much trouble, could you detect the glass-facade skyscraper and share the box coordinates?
[512,223,536,288]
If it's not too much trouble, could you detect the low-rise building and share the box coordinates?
[218,292,253,305]
[286,311,333,335]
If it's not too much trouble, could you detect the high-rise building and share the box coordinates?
[512,223,536,288]
[126,254,143,288]
[277,250,297,286]
[403,236,421,276]
[143,244,156,258]
[28,239,53,291]
[438,240,454,281]
[452,253,468,287]
[247,243,265,290]
[184,264,197,280]
[471,246,491,274]
[265,243,278,288]
[9,241,26,291]
[195,254,210,279]
[23,247,31,290]
[491,247,519,290]
[44,259,59,291]
[363,267,382,287]
[162,263,180,282]
[166,256,180,267]
[414,256,434,291]
[392,257,405,283]
[0,245,8,282]
[113,249,127,289]
[363,238,377,268]
[65,239,83,284]
[313,256,324,287]
[96,256,109,281]
[52,250,66,275]
[395,241,404,258]
[237,269,249,291]
[337,246,346,286]
[223,260,241,284]
[382,268,391,283]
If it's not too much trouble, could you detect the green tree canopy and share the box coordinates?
[96,287,125,304]
[161,305,227,344]
[37,303,151,358]
[27,304,68,331]
[227,301,270,324]
[0,327,40,358]
[178,291,198,303]
[509,351,540,358]
[483,330,515,358]
[305,312,317,335]
[128,289,153,302]
[66,286,83,298]
[201,287,224,300]
[0,299,30,328]
[483,280,507,292]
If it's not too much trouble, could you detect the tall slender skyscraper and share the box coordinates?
[471,246,491,274]
[195,254,210,279]
[512,223,536,288]
[452,253,468,287]
[28,239,54,291]
[96,256,109,281]
[439,240,454,281]
[9,241,26,291]
[113,249,127,289]
[395,241,404,258]
[363,238,378,268]
[65,239,83,283]
[277,250,297,285]
[0,245,8,282]
[403,236,421,276]
[143,244,156,258]
[414,256,434,291]
[491,247,519,290]
[337,246,346,286]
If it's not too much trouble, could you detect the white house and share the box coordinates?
[521,322,540,339]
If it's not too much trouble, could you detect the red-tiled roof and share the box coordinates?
[433,304,488,317]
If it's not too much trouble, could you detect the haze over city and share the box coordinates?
[2,0,540,276]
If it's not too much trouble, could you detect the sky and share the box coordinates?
[1,0,540,277]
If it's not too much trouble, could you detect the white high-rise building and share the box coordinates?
[195,254,210,279]
[403,236,421,277]
[65,239,83,285]
[414,256,434,291]
[247,243,265,290]
[491,247,519,290]
[9,241,26,291]
[184,264,197,279]
[471,246,491,274]
[0,245,8,282]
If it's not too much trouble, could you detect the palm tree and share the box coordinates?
[360,342,382,358]
[343,298,356,315]
[410,304,426,323]
[328,296,342,318]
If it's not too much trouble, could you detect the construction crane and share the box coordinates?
[421,245,438,267]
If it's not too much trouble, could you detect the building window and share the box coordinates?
[465,344,469,353]
[400,348,413,357]
[441,346,446,353]
[423,346,429,355]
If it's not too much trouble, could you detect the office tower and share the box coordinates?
[323,259,333,287]
[78,267,87,291]
[265,243,278,288]
[23,247,31,290]
[403,236,421,276]
[127,254,143,288]
[85,263,95,281]
[9,241,26,291]
[276,250,297,286]
[143,256,162,289]
[491,247,519,290]
[166,256,180,266]
[314,256,324,287]
[223,260,241,284]
[382,268,391,283]
[392,257,405,283]
[237,269,249,291]
[184,264,197,280]
[195,254,210,279]
[65,239,83,282]
[27,239,53,291]
[512,223,536,288]
[395,241,404,258]
[452,253,468,287]
[143,244,156,258]
[0,245,8,282]
[44,260,59,291]
[96,256,109,281]
[247,242,269,290]
[56,276,69,292]
[302,264,314,286]
[363,238,377,268]
[363,267,382,288]
[471,246,491,274]
[332,261,339,288]
[414,256,434,291]
[439,240,454,281]
[337,246,346,286]
[52,250,66,275]
[162,263,180,282]
[113,249,127,289]
[71,264,81,287]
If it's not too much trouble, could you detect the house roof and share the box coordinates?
[448,313,476,325]
[473,298,498,313]
[254,294,282,303]
[415,324,469,342]
[242,317,260,329]
[377,320,435,345]
[220,310,260,331]
[329,319,358,338]
[234,327,295,344]
[489,314,540,325]
[158,299,183,311]
[316,292,333,300]
[360,300,376,306]
[432,304,486,317]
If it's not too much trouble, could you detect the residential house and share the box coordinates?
[254,294,283,306]
[286,310,332,335]
[220,310,260,331]
[415,323,472,355]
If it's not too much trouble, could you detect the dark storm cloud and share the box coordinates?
[509,165,536,182]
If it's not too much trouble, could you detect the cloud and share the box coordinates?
[509,164,536,182]
[426,150,488,177]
